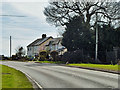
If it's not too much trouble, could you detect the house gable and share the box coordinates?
[27,35,53,57]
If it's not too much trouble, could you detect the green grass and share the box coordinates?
[0,64,1,90]
[33,60,64,64]
[68,63,120,71]
[1,64,33,89]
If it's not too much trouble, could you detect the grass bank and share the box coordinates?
[29,60,120,71]
[68,64,120,71]
[1,64,33,89]
[33,60,64,64]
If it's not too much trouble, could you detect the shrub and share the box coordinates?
[61,50,104,64]
[0,55,4,60]
[50,51,58,61]
[39,50,48,61]
[61,50,83,63]
[12,55,18,60]
[35,54,39,60]
[61,52,71,63]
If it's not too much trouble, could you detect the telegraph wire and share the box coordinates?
[2,36,32,40]
[0,15,26,17]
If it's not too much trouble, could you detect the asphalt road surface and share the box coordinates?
[1,61,119,90]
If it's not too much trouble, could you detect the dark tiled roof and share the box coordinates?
[45,37,62,46]
[27,36,53,47]
[45,40,53,46]
[52,38,62,45]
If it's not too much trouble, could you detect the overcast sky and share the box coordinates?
[0,0,60,56]
[1,0,119,57]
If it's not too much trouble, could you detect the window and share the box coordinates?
[28,47,31,51]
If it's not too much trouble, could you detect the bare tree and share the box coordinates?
[44,0,120,29]
[15,46,26,58]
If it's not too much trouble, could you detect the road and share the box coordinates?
[1,61,119,90]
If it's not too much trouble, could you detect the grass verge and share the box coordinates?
[1,64,33,89]
[68,64,120,71]
[33,60,64,64]
[0,63,1,90]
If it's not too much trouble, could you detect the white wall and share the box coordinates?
[27,45,40,58]
[27,46,33,57]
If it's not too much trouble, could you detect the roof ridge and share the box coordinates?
[27,36,53,47]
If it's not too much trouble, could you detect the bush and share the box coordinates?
[0,55,4,60]
[61,50,83,63]
[61,52,71,63]
[39,50,48,61]
[50,51,59,61]
[12,55,18,60]
[35,54,39,60]
[61,50,103,64]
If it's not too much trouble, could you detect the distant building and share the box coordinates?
[27,34,67,58]
[27,34,53,58]
[45,37,67,55]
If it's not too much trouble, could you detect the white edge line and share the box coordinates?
[2,64,43,90]
[20,70,43,90]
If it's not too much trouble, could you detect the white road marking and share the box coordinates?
[19,70,43,90]
[1,63,43,90]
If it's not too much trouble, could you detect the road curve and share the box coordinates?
[1,61,119,90]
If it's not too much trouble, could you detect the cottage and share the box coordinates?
[45,37,67,55]
[27,34,53,58]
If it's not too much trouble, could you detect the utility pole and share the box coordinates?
[10,36,12,57]
[95,12,98,62]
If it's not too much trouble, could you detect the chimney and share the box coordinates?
[42,34,46,38]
